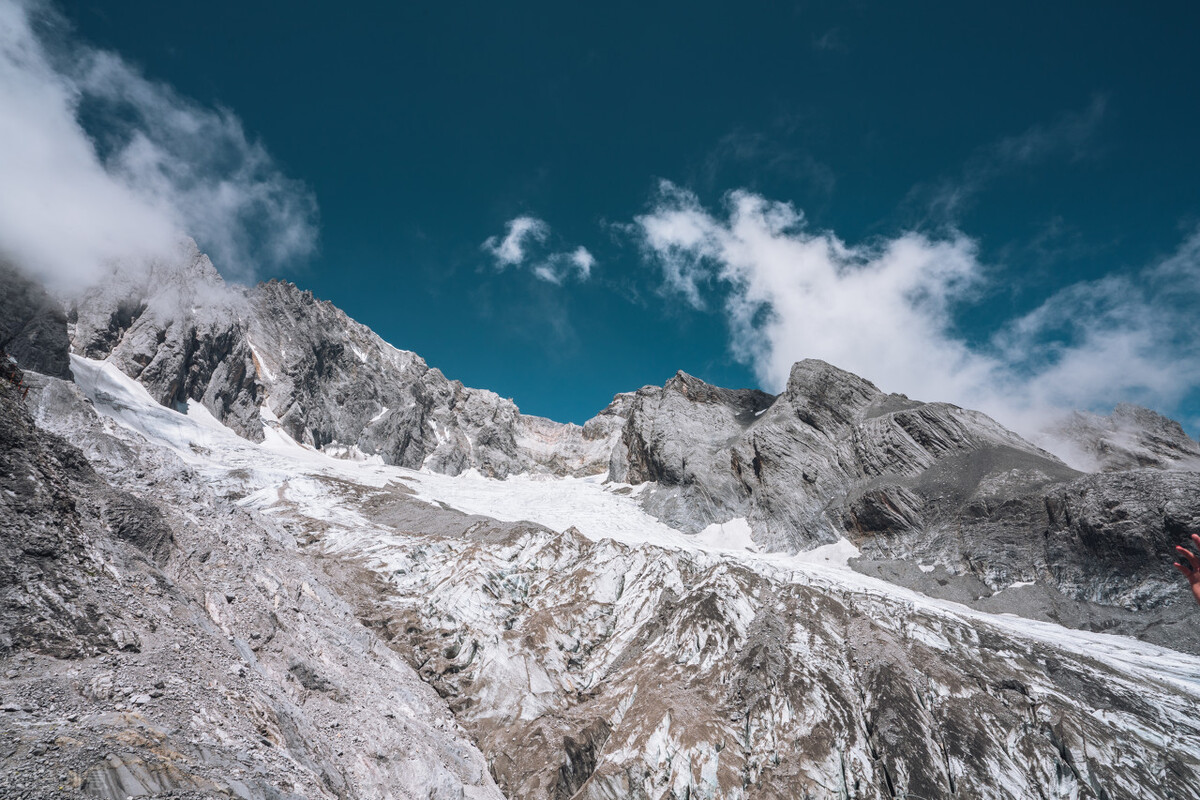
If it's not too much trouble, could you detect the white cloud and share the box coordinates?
[482,215,549,266]
[0,0,317,289]
[568,246,595,279]
[636,180,1200,441]
[916,96,1108,223]
[482,216,594,284]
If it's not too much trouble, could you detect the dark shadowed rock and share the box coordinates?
[0,262,71,380]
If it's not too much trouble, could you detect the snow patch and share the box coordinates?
[245,336,276,383]
[695,518,757,552]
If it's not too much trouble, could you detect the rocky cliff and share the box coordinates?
[1044,403,1200,472]
[26,252,1200,650]
[65,242,624,478]
[610,361,1200,650]
[1,362,503,799]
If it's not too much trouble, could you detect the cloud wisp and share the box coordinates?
[482,215,594,284]
[635,180,1200,439]
[912,96,1108,224]
[0,0,317,289]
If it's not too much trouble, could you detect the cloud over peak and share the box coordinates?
[635,180,1200,442]
[482,215,594,284]
[0,0,317,288]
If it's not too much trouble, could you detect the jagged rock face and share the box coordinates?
[0,378,117,658]
[32,250,1200,650]
[612,360,1200,649]
[67,248,265,440]
[307,496,1200,800]
[0,262,72,380]
[614,359,1074,548]
[62,247,623,477]
[14,322,1199,800]
[1044,403,1200,472]
[1043,470,1200,605]
[608,371,774,532]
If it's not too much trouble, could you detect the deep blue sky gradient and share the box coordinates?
[68,2,1200,423]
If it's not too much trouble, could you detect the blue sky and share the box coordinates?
[6,1,1200,434]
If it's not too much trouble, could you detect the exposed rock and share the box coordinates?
[12,245,1200,799]
[1042,403,1200,472]
[610,360,1200,648]
[314,494,1200,800]
[0,371,504,799]
[612,360,1073,548]
[0,377,116,658]
[0,262,71,380]
[65,244,625,477]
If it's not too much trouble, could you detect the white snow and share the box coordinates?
[185,399,229,432]
[245,336,276,383]
[695,518,757,551]
[67,353,1200,699]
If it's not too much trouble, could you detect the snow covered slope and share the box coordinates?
[61,353,1200,799]
[60,255,1200,658]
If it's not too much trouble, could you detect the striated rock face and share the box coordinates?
[5,250,1200,799]
[611,361,1200,650]
[45,249,1200,649]
[0,376,119,659]
[1043,403,1200,472]
[612,359,1074,550]
[67,247,265,439]
[63,244,624,478]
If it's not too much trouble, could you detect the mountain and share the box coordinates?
[2,251,1200,799]
[1,361,503,799]
[1043,403,1200,472]
[610,361,1200,650]
[66,242,624,478]
[60,248,1200,649]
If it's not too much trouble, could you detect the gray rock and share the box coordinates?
[44,244,1200,650]
[64,244,625,478]
[1042,403,1200,472]
[609,359,1200,648]
[0,262,71,380]
[1,367,506,799]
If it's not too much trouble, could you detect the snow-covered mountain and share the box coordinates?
[59,248,1200,649]
[3,251,1200,798]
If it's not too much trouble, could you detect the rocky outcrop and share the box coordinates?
[1043,403,1200,472]
[612,359,1075,547]
[314,493,1200,800]
[8,267,1198,800]
[42,246,1200,647]
[63,244,624,477]
[0,262,71,380]
[610,361,1200,649]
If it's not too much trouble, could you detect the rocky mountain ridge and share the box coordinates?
[18,252,1200,650]
[1,365,504,798]
[65,243,625,480]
